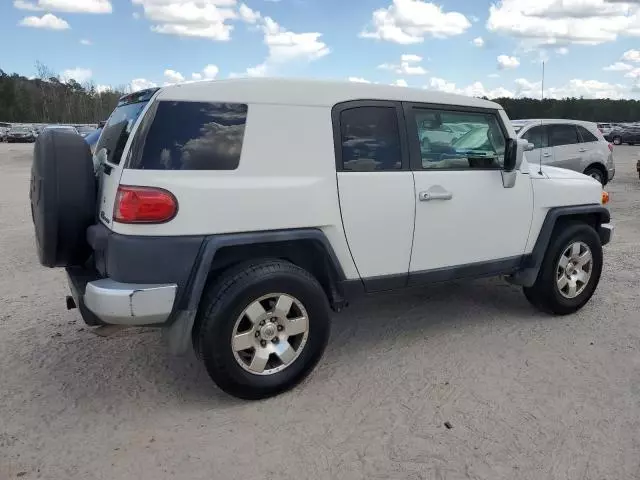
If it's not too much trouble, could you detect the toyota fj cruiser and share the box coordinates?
[30,79,613,399]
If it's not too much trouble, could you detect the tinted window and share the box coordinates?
[522,125,549,149]
[411,108,506,169]
[339,107,402,171]
[549,124,580,147]
[577,125,598,142]
[130,101,248,170]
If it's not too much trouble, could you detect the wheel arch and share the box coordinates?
[508,204,610,287]
[584,163,608,184]
[163,229,354,355]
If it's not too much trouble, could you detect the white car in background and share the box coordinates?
[512,119,615,185]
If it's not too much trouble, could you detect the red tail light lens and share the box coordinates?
[608,143,614,152]
[113,186,177,224]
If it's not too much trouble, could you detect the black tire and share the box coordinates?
[612,136,622,145]
[196,260,331,400]
[584,166,606,185]
[523,223,603,315]
[30,129,96,267]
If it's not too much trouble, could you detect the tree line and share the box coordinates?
[0,63,124,124]
[1,64,640,124]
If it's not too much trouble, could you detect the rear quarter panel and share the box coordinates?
[113,103,360,279]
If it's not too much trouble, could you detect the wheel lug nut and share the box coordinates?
[260,340,267,347]
[272,337,279,344]
[271,318,277,323]
[255,331,260,337]
[259,320,265,326]
[277,325,284,331]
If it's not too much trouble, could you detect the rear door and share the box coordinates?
[521,124,554,166]
[548,123,583,171]
[575,124,604,170]
[334,101,415,291]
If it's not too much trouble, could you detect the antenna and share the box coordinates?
[538,60,545,175]
[541,61,545,101]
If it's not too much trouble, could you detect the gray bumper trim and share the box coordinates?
[83,278,177,325]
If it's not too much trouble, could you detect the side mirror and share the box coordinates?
[502,138,529,188]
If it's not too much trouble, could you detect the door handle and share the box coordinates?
[579,148,587,152]
[542,152,552,158]
[419,190,453,201]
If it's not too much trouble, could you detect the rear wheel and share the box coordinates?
[523,223,603,315]
[584,166,606,185]
[196,260,331,400]
[612,136,622,145]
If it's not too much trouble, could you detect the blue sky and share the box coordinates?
[1,0,640,99]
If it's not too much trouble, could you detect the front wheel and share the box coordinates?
[196,260,331,400]
[523,223,603,315]
[612,136,622,145]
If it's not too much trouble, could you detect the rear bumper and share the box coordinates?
[67,268,177,325]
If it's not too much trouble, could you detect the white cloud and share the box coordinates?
[426,77,514,98]
[246,63,268,77]
[514,77,630,99]
[472,36,484,47]
[96,84,111,94]
[80,39,92,45]
[262,16,329,63]
[622,49,640,62]
[348,77,371,83]
[625,68,640,78]
[487,0,640,48]
[134,0,237,41]
[60,67,92,83]
[360,0,471,44]
[164,69,185,84]
[392,79,408,87]
[497,54,520,69]
[14,0,112,13]
[604,62,633,72]
[203,64,219,79]
[556,47,568,55]
[488,73,500,78]
[191,72,203,80]
[132,11,140,19]
[238,3,260,23]
[378,53,427,75]
[19,13,70,29]
[130,78,158,92]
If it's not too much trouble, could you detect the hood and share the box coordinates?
[537,165,597,182]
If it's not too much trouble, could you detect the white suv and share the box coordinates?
[30,79,613,399]
[512,119,615,185]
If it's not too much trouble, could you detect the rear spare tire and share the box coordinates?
[30,130,96,267]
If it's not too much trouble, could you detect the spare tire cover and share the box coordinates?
[30,130,96,267]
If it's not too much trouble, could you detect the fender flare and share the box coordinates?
[164,228,347,354]
[509,204,610,287]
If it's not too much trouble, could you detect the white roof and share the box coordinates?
[157,78,503,110]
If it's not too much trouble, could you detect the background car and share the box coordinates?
[42,125,79,135]
[0,126,8,142]
[514,119,615,185]
[605,124,640,145]
[597,123,616,136]
[76,125,97,138]
[6,126,36,143]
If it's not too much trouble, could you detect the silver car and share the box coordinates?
[512,119,615,185]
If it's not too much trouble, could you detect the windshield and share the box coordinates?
[12,127,30,133]
[95,88,158,165]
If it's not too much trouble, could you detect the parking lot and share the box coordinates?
[1,141,639,479]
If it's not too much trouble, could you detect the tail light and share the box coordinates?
[602,191,610,205]
[608,143,614,152]
[113,186,177,224]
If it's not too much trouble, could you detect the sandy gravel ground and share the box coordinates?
[1,142,639,480]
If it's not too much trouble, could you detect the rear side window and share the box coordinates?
[577,125,599,142]
[522,125,549,149]
[549,124,580,147]
[129,101,248,170]
[339,107,402,171]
